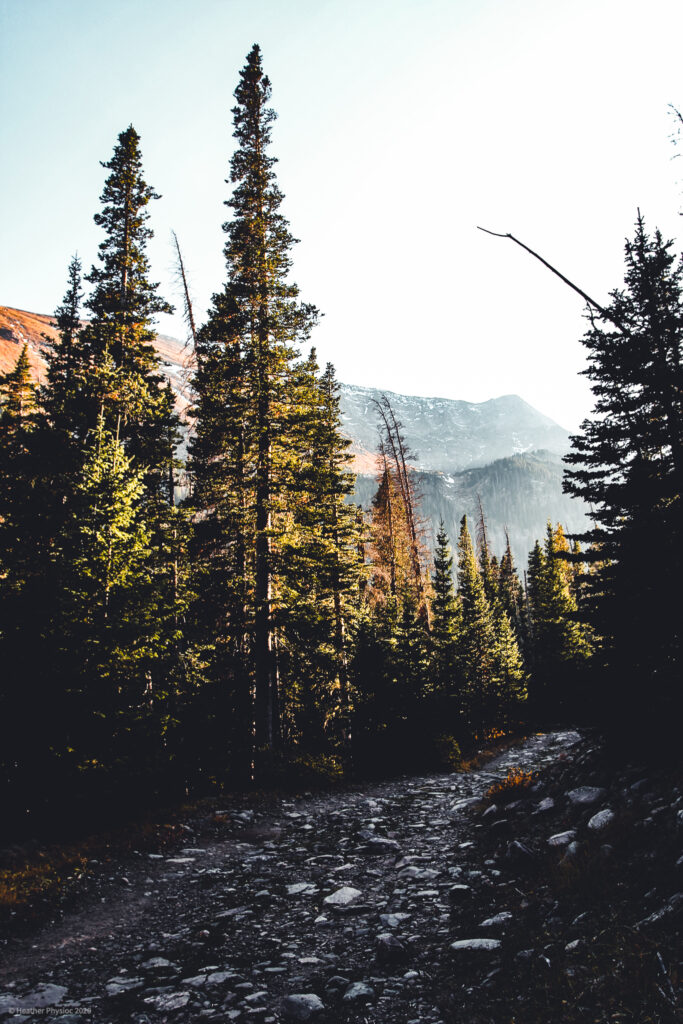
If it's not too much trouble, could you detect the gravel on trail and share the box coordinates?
[0,730,583,1023]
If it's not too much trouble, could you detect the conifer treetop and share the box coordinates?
[86,125,172,326]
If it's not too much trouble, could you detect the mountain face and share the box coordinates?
[339,383,571,473]
[1,305,587,568]
[340,383,588,568]
[0,306,193,411]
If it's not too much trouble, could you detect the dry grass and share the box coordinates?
[484,766,535,802]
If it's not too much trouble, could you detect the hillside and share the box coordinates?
[0,306,193,411]
[339,382,571,474]
[353,450,588,569]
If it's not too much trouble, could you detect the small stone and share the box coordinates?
[548,830,576,847]
[142,957,177,970]
[587,809,615,831]
[207,971,234,985]
[448,884,471,898]
[379,912,411,928]
[479,912,512,927]
[560,841,582,863]
[324,886,362,906]
[343,981,375,1002]
[106,977,144,996]
[376,933,407,963]
[450,938,501,952]
[147,991,191,1011]
[281,993,325,1021]
[566,786,606,806]
[536,797,555,812]
[287,883,313,895]
[506,840,535,865]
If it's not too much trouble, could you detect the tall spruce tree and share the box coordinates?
[190,45,318,772]
[455,515,496,736]
[564,214,682,727]
[526,523,591,720]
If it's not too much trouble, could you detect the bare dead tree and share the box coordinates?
[171,230,198,353]
[373,395,430,626]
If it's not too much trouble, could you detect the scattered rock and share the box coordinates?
[323,886,362,906]
[281,993,325,1020]
[343,981,375,1002]
[587,809,615,831]
[376,933,407,963]
[450,938,502,952]
[548,830,576,847]
[505,840,535,865]
[566,786,606,806]
[144,991,191,1011]
[105,977,144,996]
[479,911,513,927]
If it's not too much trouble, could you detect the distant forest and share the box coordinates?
[0,46,680,835]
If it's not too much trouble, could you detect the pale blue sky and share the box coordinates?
[2,0,682,429]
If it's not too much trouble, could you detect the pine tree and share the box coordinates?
[78,126,176,481]
[526,523,591,719]
[455,515,496,736]
[429,520,460,692]
[190,45,318,772]
[0,343,42,597]
[564,214,682,725]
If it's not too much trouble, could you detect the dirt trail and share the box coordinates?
[0,730,583,1023]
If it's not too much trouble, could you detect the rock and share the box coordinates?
[536,797,555,813]
[482,804,498,819]
[448,883,471,898]
[0,985,68,1012]
[324,886,362,906]
[567,786,606,806]
[548,830,576,847]
[450,938,501,952]
[282,993,325,1021]
[560,841,582,863]
[479,911,513,927]
[376,933,407,963]
[206,971,234,985]
[587,809,615,831]
[379,912,411,928]
[343,981,375,1002]
[287,883,314,895]
[105,977,144,996]
[505,840,535,865]
[142,957,177,970]
[145,991,191,1011]
[366,836,400,852]
[325,976,350,991]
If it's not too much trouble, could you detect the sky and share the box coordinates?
[1,0,682,430]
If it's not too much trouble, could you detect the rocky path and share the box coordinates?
[0,731,585,1023]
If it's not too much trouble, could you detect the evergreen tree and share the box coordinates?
[429,520,460,696]
[77,126,177,481]
[455,515,496,736]
[189,45,319,773]
[564,214,682,725]
[526,523,591,719]
[498,530,525,637]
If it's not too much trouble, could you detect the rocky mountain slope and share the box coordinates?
[339,383,571,474]
[1,305,589,566]
[0,306,193,410]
